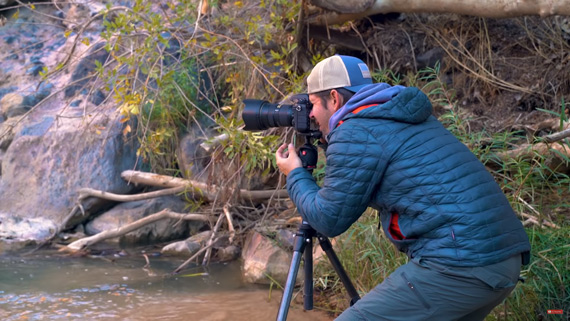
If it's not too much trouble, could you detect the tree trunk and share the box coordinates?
[309,0,570,25]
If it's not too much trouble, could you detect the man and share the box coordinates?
[275,55,531,320]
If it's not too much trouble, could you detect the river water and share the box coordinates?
[0,250,333,321]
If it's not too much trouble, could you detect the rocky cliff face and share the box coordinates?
[0,2,139,247]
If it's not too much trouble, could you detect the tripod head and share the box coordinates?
[298,135,319,172]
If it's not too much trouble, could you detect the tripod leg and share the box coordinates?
[277,232,309,321]
[317,235,361,306]
[304,235,313,310]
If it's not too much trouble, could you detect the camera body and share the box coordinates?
[242,94,320,137]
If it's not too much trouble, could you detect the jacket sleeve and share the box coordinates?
[286,123,387,237]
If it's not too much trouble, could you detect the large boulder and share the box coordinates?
[0,109,139,243]
[84,195,205,246]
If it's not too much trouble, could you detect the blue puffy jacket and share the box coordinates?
[286,84,530,267]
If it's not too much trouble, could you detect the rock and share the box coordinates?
[241,231,301,285]
[161,239,202,256]
[62,4,91,30]
[64,42,109,98]
[176,130,211,182]
[161,230,212,256]
[85,195,205,246]
[217,245,241,262]
[0,111,139,241]
[0,92,24,118]
[177,128,279,193]
[0,214,57,243]
[0,116,19,150]
[0,86,17,101]
[275,228,296,250]
[89,89,107,106]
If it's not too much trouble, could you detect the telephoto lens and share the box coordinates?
[242,99,293,131]
[242,94,314,134]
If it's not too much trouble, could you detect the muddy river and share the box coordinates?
[0,250,333,321]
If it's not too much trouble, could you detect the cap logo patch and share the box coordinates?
[358,63,371,79]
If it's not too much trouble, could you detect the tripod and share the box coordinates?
[276,137,360,321]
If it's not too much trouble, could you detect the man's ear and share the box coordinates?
[330,89,343,112]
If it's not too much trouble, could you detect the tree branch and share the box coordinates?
[63,209,214,251]
[78,186,187,202]
[121,170,289,202]
[544,128,570,144]
[202,212,225,265]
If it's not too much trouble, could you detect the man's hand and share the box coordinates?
[275,143,302,176]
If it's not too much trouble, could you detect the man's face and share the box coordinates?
[309,93,337,137]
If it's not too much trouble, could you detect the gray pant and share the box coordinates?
[335,254,522,321]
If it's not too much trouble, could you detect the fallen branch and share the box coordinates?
[77,186,187,202]
[490,141,570,173]
[63,209,214,251]
[308,0,570,26]
[223,205,235,244]
[520,213,559,229]
[121,170,289,202]
[202,212,225,265]
[544,128,570,144]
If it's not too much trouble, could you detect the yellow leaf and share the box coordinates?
[12,10,19,19]
[96,129,101,135]
[123,124,131,136]
[81,38,90,46]
[235,1,243,8]
[30,4,35,9]
[64,30,72,38]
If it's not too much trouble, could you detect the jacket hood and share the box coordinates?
[328,84,432,132]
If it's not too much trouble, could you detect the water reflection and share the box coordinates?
[0,251,332,321]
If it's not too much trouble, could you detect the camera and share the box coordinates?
[242,94,320,137]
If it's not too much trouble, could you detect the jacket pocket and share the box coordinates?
[401,272,431,309]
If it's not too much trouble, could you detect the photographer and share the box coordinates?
[275,55,531,320]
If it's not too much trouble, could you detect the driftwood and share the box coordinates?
[63,209,213,251]
[544,128,570,144]
[121,170,289,202]
[308,0,570,26]
[517,197,559,229]
[202,210,226,265]
[26,185,191,254]
[77,186,188,202]
[489,122,570,173]
[495,141,569,161]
